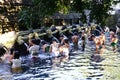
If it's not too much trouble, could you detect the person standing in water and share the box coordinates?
[29,39,40,60]
[72,32,79,50]
[49,39,60,57]
[80,30,87,52]
[98,32,106,54]
[94,36,101,54]
[111,34,118,52]
[11,51,22,73]
[59,39,70,62]
[88,34,95,50]
[104,26,110,42]
[99,32,106,49]
[94,33,106,54]
[81,35,86,51]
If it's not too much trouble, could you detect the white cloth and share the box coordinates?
[51,44,59,57]
[62,47,69,56]
[29,45,40,57]
[11,59,21,68]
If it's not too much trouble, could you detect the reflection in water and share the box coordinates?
[51,56,69,69]
[10,51,105,80]
[1,44,120,80]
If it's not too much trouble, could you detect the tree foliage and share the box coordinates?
[72,0,118,25]
[0,0,119,31]
[0,1,20,33]
[90,0,113,25]
[106,13,120,28]
[17,0,120,30]
[18,0,71,30]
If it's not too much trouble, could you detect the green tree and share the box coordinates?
[72,0,118,25]
[90,0,112,25]
[18,0,71,30]
[0,1,20,32]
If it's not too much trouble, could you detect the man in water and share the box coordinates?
[99,32,106,49]
[94,36,102,54]
[72,32,79,50]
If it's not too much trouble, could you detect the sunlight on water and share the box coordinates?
[0,44,120,80]
[0,32,120,80]
[0,31,17,48]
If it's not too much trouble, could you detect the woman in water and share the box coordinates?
[71,32,79,50]
[99,32,106,49]
[94,36,101,54]
[49,39,60,57]
[11,51,22,73]
[59,39,70,61]
[29,39,40,62]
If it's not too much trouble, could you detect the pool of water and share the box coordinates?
[12,54,104,80]
[0,41,120,80]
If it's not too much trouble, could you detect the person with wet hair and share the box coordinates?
[59,39,70,59]
[11,51,22,73]
[80,30,87,51]
[11,39,29,57]
[88,34,95,50]
[111,34,118,52]
[40,40,50,53]
[29,39,40,58]
[109,31,115,43]
[99,32,106,49]
[49,38,60,57]
[43,30,53,44]
[33,38,41,45]
[81,35,86,51]
[94,36,103,54]
[72,32,79,50]
[1,47,14,65]
[63,30,73,41]
[0,45,11,75]
[59,34,65,45]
